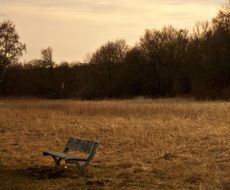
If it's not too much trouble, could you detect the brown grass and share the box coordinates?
[0,98,230,190]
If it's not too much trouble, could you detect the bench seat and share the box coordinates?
[43,150,87,161]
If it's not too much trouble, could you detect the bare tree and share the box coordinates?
[213,5,230,33]
[89,39,129,97]
[140,26,189,96]
[40,47,55,68]
[0,20,26,84]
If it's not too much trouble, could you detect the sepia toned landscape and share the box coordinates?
[0,1,230,190]
[0,98,230,190]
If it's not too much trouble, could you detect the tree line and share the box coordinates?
[0,6,229,99]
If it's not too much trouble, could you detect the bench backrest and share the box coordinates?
[64,137,97,154]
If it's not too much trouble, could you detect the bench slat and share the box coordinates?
[43,150,70,159]
[65,137,95,153]
[43,150,87,161]
[65,157,87,162]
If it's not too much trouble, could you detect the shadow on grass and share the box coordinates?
[0,165,109,190]
[0,165,84,180]
[26,165,84,179]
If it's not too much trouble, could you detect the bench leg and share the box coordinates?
[75,161,90,176]
[52,156,62,166]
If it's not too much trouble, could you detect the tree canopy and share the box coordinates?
[0,20,26,83]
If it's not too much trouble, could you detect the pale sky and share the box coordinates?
[0,0,226,63]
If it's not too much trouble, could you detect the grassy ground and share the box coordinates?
[0,98,229,190]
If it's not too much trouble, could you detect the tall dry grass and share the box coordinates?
[0,98,229,189]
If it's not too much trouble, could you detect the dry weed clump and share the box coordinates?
[0,98,229,189]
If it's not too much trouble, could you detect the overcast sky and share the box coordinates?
[0,0,226,63]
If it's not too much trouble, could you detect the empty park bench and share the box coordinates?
[43,137,98,175]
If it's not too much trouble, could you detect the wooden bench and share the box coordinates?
[43,137,98,175]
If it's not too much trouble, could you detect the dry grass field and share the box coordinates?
[0,98,230,190]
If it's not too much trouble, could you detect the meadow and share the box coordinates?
[0,98,229,190]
